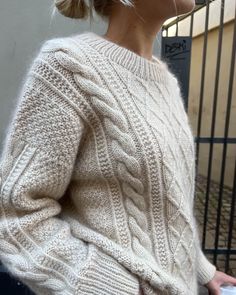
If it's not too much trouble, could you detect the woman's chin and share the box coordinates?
[179,0,196,15]
[165,0,195,19]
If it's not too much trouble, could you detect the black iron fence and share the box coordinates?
[161,0,236,276]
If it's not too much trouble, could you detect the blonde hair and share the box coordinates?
[54,0,134,20]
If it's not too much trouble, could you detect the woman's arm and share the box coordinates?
[192,214,217,286]
[0,44,89,295]
[194,219,236,294]
[195,240,217,286]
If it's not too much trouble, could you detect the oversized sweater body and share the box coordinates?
[0,31,216,295]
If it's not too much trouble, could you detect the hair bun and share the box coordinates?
[55,0,89,19]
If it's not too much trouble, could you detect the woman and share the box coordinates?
[0,0,235,294]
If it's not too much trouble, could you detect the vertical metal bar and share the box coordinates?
[195,0,210,250]
[187,11,195,115]
[189,9,194,38]
[195,0,210,169]
[176,17,179,36]
[204,0,225,266]
[226,159,236,272]
[221,2,236,271]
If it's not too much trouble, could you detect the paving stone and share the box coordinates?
[194,174,236,277]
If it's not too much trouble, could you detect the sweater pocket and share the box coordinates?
[76,243,141,295]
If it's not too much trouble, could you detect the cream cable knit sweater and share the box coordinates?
[0,31,216,295]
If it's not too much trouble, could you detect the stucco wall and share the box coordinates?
[188,20,236,187]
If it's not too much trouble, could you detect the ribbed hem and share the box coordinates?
[76,244,140,295]
[197,250,217,286]
[71,31,168,82]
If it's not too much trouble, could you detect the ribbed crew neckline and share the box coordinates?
[72,31,167,82]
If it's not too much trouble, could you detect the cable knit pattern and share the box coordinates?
[122,74,197,286]
[55,49,157,265]
[0,30,217,295]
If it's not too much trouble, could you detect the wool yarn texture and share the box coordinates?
[0,31,217,295]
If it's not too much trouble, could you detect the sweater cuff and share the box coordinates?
[76,244,141,295]
[197,249,217,286]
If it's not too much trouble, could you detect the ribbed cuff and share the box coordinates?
[76,245,140,295]
[197,250,217,286]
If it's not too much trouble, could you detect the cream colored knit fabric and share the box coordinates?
[0,31,216,295]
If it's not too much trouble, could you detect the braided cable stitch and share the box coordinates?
[47,40,187,294]
[55,49,156,262]
[0,33,217,295]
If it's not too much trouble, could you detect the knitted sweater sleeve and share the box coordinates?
[0,45,88,295]
[194,216,217,286]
